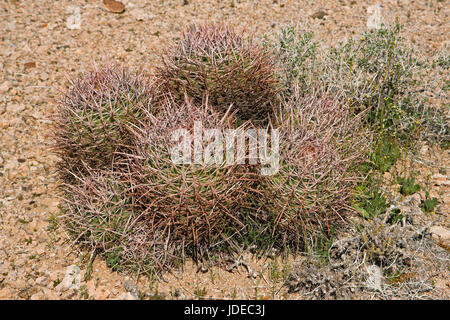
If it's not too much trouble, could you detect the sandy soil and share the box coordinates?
[0,0,448,300]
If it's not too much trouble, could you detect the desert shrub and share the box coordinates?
[370,136,401,173]
[420,191,439,213]
[322,23,444,144]
[270,24,448,226]
[260,92,368,249]
[267,25,317,97]
[125,97,260,261]
[271,23,449,146]
[352,185,390,219]
[53,64,157,180]
[156,23,280,123]
[398,174,421,196]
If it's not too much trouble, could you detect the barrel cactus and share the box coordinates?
[127,97,260,259]
[53,64,156,180]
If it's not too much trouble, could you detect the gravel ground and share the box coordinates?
[0,0,448,300]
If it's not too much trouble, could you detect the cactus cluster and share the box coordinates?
[53,23,366,273]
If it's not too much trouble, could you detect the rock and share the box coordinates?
[365,265,383,291]
[430,226,450,242]
[35,276,49,286]
[66,6,81,30]
[124,277,139,299]
[84,280,96,296]
[41,288,58,300]
[40,72,49,81]
[14,279,27,290]
[173,288,186,300]
[95,288,111,300]
[36,244,46,256]
[65,289,79,299]
[30,291,44,300]
[103,0,125,13]
[48,270,60,282]
[116,292,137,300]
[56,265,81,292]
[24,62,36,70]
[5,271,18,284]
[419,144,429,155]
[311,10,327,19]
[6,103,26,114]
[404,193,421,206]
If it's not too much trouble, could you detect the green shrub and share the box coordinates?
[270,24,448,224]
[352,186,390,219]
[398,175,421,196]
[371,136,401,173]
